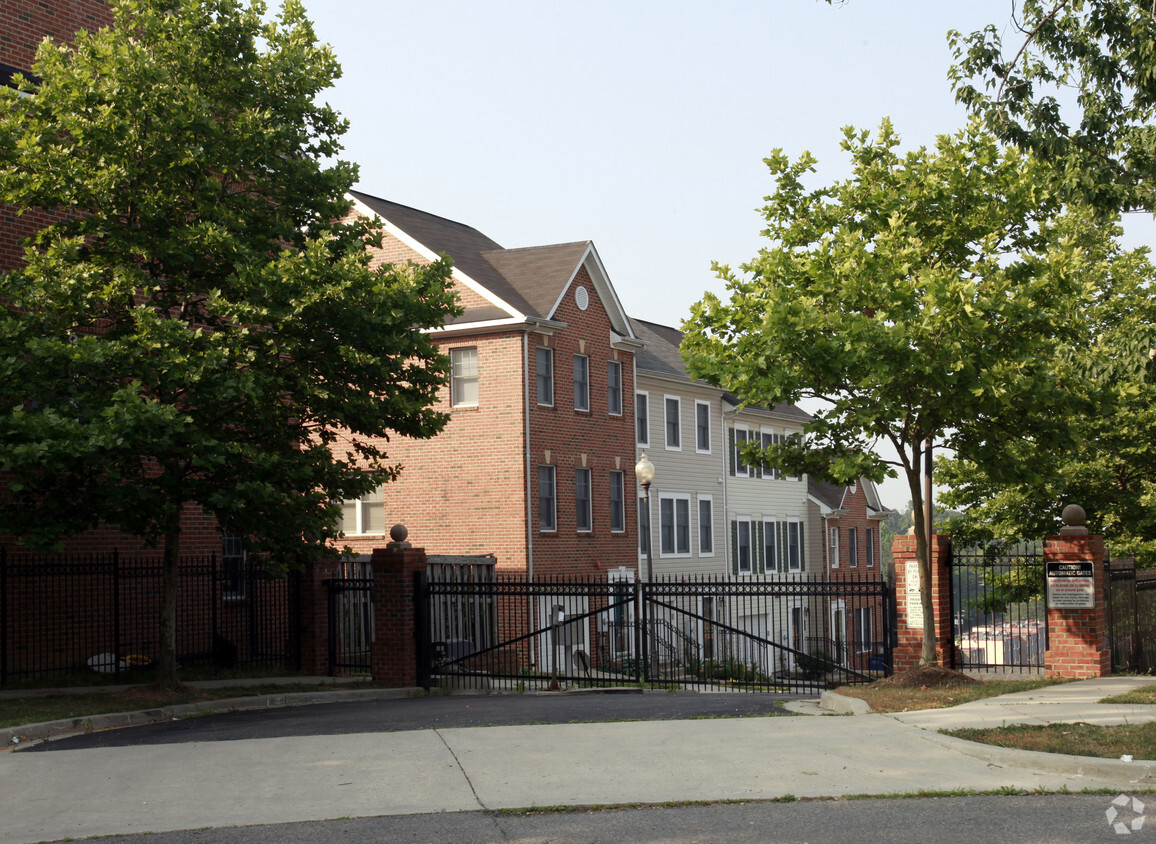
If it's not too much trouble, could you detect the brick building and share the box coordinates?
[338,192,643,579]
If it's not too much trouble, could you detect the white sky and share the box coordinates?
[298,0,1141,511]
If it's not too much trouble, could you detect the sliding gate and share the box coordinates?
[419,572,891,694]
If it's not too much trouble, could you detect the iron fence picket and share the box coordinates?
[0,548,301,684]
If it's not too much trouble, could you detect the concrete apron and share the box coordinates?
[1,714,1151,844]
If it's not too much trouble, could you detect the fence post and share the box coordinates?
[890,533,953,672]
[633,580,644,684]
[112,549,121,681]
[1043,505,1110,678]
[369,525,427,688]
[413,569,431,691]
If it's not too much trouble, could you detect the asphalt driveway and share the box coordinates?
[21,689,794,751]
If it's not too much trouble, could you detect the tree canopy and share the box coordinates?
[681,119,1108,662]
[951,0,1156,214]
[0,0,459,684]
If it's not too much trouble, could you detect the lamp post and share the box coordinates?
[635,452,655,582]
[635,452,656,678]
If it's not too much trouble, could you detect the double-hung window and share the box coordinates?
[866,528,875,567]
[848,527,858,568]
[450,347,478,407]
[538,466,556,532]
[735,518,752,574]
[636,391,649,445]
[659,494,690,555]
[607,361,623,415]
[536,347,554,406]
[339,485,385,535]
[609,470,625,532]
[698,496,713,555]
[695,401,711,453]
[764,519,779,573]
[664,396,681,450]
[829,526,840,569]
[734,426,750,477]
[787,520,803,572]
[575,468,592,532]
[573,355,590,411]
[221,533,247,599]
[761,430,779,479]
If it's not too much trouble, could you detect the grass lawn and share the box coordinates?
[945,721,1156,760]
[834,677,1064,713]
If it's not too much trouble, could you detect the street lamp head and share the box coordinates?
[635,452,655,487]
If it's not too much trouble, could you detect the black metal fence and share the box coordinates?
[1106,558,1156,674]
[1,548,301,685]
[419,572,891,694]
[325,560,374,676]
[948,543,1047,671]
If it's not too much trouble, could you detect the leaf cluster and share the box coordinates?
[0,0,460,562]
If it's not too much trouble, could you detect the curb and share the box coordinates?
[920,728,1156,786]
[819,689,871,715]
[2,686,425,749]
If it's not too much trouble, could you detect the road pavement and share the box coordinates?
[1,676,1155,843]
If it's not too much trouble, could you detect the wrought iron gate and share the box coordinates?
[418,572,891,694]
[1106,558,1156,674]
[948,543,1047,671]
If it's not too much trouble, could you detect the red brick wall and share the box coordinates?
[891,533,953,672]
[825,485,884,582]
[1043,535,1110,678]
[527,266,638,577]
[0,0,112,72]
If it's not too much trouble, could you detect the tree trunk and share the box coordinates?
[155,525,183,690]
[907,468,938,666]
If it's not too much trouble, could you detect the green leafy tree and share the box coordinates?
[0,0,458,687]
[682,119,1103,665]
[950,0,1156,214]
[940,218,1156,563]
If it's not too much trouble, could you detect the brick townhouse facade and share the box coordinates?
[339,192,644,578]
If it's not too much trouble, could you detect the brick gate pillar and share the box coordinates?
[1043,505,1111,679]
[298,558,341,676]
[891,533,952,673]
[370,526,427,688]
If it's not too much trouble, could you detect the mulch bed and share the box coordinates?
[870,665,980,689]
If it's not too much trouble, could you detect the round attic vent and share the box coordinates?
[575,285,589,311]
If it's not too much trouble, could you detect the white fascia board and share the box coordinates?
[545,242,638,340]
[610,329,645,352]
[347,193,525,321]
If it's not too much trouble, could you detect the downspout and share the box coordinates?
[523,332,533,580]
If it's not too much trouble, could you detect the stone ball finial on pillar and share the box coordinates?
[1060,504,1089,537]
[388,523,412,550]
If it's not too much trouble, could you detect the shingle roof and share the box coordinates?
[808,478,847,511]
[629,317,689,379]
[482,242,592,319]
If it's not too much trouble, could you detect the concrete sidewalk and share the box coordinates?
[1,677,1155,844]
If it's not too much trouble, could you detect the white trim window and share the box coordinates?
[695,400,711,453]
[697,495,713,555]
[339,485,385,535]
[764,518,779,573]
[659,494,691,556]
[573,355,590,412]
[855,606,873,653]
[786,520,803,572]
[636,391,649,446]
[848,527,858,568]
[450,347,478,407]
[733,425,750,477]
[609,470,625,533]
[575,468,592,532]
[536,346,554,406]
[866,527,875,567]
[664,396,681,450]
[538,466,557,532]
[607,360,623,416]
[734,517,753,575]
[761,429,780,479]
[829,526,840,569]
